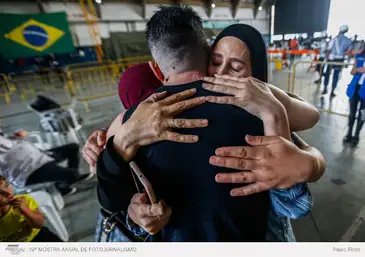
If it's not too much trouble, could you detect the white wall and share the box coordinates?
[0,1,270,46]
[101,3,143,20]
[211,7,233,20]
[42,2,97,21]
[71,24,102,46]
[0,1,39,13]
[191,5,208,20]
[327,0,365,39]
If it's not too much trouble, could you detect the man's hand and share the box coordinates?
[82,129,107,169]
[210,135,322,197]
[128,193,172,235]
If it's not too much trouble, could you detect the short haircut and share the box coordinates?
[146,5,208,75]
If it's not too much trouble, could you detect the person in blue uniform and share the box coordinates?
[344,41,365,146]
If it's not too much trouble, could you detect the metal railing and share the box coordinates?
[66,63,119,111]
[0,56,153,116]
[289,60,354,117]
[1,56,354,119]
[0,73,11,104]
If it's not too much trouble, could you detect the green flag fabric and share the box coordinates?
[0,12,74,59]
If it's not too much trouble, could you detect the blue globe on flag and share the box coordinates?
[22,25,48,47]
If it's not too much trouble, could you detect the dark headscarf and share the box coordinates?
[118,62,163,109]
[211,24,268,82]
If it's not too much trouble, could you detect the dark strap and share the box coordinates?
[99,208,144,242]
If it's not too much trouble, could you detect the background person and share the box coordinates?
[344,42,365,146]
[314,33,329,84]
[0,128,89,195]
[0,175,62,242]
[322,25,352,97]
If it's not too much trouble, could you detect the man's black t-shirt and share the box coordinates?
[97,80,270,241]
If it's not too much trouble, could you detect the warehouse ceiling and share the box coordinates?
[30,0,276,18]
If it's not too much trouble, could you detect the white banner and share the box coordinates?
[0,243,364,257]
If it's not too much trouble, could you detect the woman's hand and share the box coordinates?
[203,74,290,139]
[113,88,208,161]
[210,135,324,196]
[203,74,281,119]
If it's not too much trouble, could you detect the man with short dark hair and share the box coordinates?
[146,6,209,77]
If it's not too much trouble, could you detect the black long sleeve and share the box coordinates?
[96,136,137,212]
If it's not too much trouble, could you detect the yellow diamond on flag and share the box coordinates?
[4,19,64,52]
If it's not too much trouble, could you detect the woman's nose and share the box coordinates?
[216,64,228,75]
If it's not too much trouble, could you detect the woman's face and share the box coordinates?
[208,36,252,78]
[0,180,13,207]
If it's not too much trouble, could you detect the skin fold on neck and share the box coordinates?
[164,70,206,86]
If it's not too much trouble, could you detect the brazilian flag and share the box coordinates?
[0,12,74,59]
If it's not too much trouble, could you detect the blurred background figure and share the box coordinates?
[314,32,329,84]
[289,36,299,67]
[321,25,352,97]
[0,175,62,242]
[344,41,365,146]
[0,126,89,195]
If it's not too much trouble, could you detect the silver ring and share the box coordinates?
[170,119,178,128]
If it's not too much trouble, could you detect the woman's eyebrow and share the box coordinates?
[230,58,245,64]
[212,52,223,58]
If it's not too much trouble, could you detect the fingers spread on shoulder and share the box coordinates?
[209,156,259,171]
[203,76,239,87]
[162,131,199,143]
[164,97,206,115]
[202,83,239,95]
[165,118,208,129]
[159,88,197,105]
[230,183,269,197]
[245,135,282,146]
[214,145,267,159]
[145,91,168,103]
[206,96,236,105]
[215,171,258,184]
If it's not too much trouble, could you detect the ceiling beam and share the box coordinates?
[142,0,146,19]
[230,0,239,19]
[254,0,265,18]
[204,0,213,18]
[37,0,46,12]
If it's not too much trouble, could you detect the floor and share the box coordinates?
[1,61,364,242]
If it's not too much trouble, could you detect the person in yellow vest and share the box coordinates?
[0,176,62,242]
